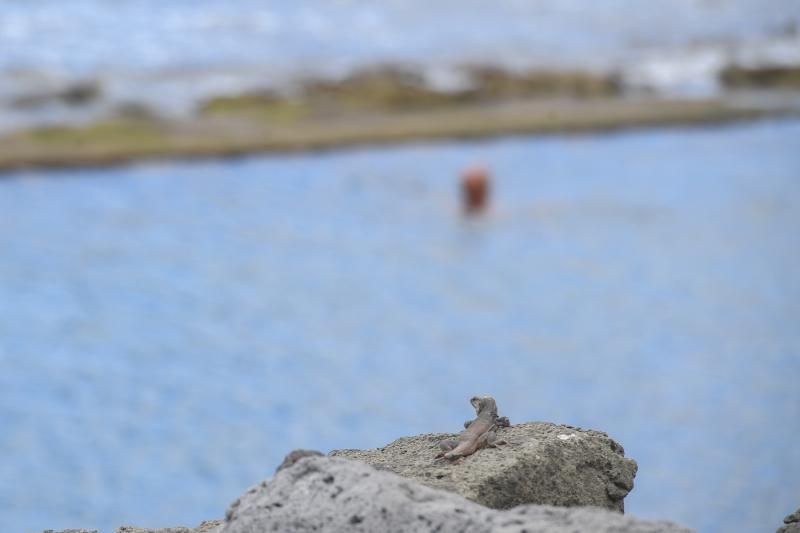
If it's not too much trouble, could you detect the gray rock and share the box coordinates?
[495,506,693,533]
[778,507,800,533]
[221,455,690,533]
[331,421,637,512]
[11,81,102,109]
[39,530,98,533]
[275,449,324,473]
[115,520,223,533]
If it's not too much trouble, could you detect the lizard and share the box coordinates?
[436,395,510,461]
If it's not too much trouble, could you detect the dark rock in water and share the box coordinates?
[11,81,102,109]
[465,65,622,99]
[778,507,800,533]
[113,102,159,120]
[275,449,324,473]
[221,455,690,533]
[59,82,102,106]
[331,421,637,512]
[720,65,800,89]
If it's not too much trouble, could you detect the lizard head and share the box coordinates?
[470,395,498,417]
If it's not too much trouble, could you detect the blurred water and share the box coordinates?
[2,0,798,73]
[1,119,800,532]
[2,0,800,130]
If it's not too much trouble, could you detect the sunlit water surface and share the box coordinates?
[1,119,799,533]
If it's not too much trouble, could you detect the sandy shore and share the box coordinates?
[0,95,796,174]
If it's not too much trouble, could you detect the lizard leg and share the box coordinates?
[474,431,491,450]
[439,439,459,452]
[436,438,460,458]
[486,431,507,448]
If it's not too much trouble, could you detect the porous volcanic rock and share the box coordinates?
[331,421,637,512]
[778,507,800,533]
[39,530,99,533]
[220,455,690,533]
[114,520,223,533]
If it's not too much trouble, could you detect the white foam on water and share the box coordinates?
[1,0,799,128]
[623,34,800,96]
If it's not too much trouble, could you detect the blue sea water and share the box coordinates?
[2,0,799,74]
[1,118,799,532]
[2,0,800,131]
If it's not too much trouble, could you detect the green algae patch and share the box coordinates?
[466,66,621,99]
[200,93,311,123]
[0,118,183,171]
[23,119,168,149]
[199,67,470,118]
[299,66,473,112]
[0,95,793,173]
[197,66,622,120]
[3,63,793,173]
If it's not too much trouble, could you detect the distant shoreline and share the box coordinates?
[0,95,797,174]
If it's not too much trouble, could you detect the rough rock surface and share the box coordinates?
[275,449,324,473]
[778,507,800,533]
[40,530,99,533]
[114,520,223,533]
[221,455,690,533]
[331,421,637,512]
[42,521,223,533]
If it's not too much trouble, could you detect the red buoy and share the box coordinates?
[460,164,491,214]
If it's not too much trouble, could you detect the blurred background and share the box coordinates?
[1,1,799,532]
